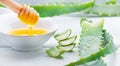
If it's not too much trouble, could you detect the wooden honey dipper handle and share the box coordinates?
[0,0,39,26]
[0,0,22,13]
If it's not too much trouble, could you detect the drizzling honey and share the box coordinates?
[16,5,40,36]
[9,28,47,36]
[18,5,39,26]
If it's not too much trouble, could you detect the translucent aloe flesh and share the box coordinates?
[54,29,72,41]
[66,18,117,66]
[59,36,77,46]
[32,0,95,17]
[57,43,75,52]
[46,48,64,58]
[79,18,104,58]
[46,29,77,58]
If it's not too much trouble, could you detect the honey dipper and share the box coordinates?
[0,0,39,26]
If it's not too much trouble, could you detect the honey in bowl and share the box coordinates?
[9,28,48,36]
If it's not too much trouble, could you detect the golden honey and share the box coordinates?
[18,6,39,26]
[9,28,47,36]
[16,6,40,36]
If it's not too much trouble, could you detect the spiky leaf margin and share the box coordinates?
[84,0,120,16]
[78,18,104,58]
[66,30,117,66]
[32,0,95,17]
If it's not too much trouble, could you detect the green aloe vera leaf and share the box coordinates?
[46,47,64,58]
[32,0,95,17]
[105,0,116,5]
[84,4,120,16]
[66,30,117,66]
[57,43,76,52]
[0,4,3,7]
[79,18,104,58]
[59,35,77,46]
[0,4,4,7]
[54,29,72,41]
[78,58,106,66]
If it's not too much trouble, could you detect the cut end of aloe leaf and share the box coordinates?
[57,43,76,52]
[59,35,77,46]
[46,48,64,58]
[54,29,72,41]
[66,18,116,66]
[76,18,104,63]
[80,18,104,36]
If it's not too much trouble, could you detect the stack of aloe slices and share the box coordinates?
[66,18,117,66]
[46,17,117,66]
[46,29,77,58]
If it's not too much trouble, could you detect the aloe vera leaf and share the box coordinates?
[32,0,95,17]
[78,59,106,66]
[46,47,64,58]
[84,4,120,16]
[0,4,4,7]
[79,18,104,58]
[54,29,72,41]
[57,43,75,52]
[59,35,77,46]
[66,30,117,66]
[105,0,116,5]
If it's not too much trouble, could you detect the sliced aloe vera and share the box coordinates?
[66,30,117,66]
[46,48,64,58]
[79,18,104,58]
[66,18,117,66]
[59,36,77,46]
[57,43,75,52]
[54,29,72,41]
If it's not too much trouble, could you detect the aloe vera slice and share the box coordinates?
[46,48,64,58]
[32,0,95,17]
[54,29,72,41]
[59,36,77,46]
[66,30,117,66]
[57,43,75,52]
[79,18,104,58]
[66,18,105,66]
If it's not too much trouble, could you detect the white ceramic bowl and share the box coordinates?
[0,13,58,51]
